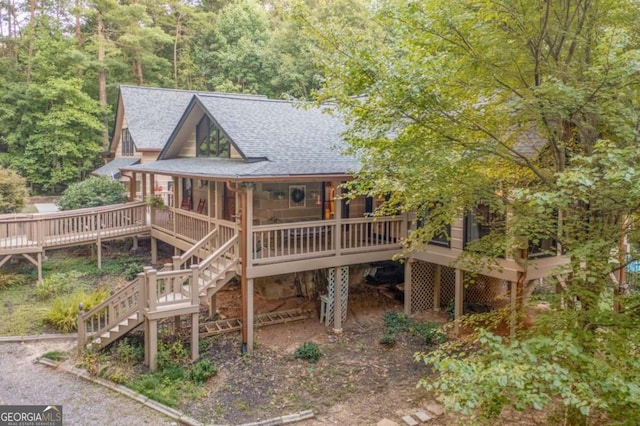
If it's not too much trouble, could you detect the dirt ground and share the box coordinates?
[179,281,452,425]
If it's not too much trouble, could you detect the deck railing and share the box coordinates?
[0,202,148,251]
[151,207,237,245]
[252,216,405,264]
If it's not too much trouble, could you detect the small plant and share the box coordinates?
[157,340,190,369]
[379,333,397,346]
[124,263,144,281]
[410,322,448,345]
[114,338,144,364]
[0,273,30,290]
[35,271,83,299]
[145,194,166,209]
[82,349,102,377]
[294,341,321,363]
[188,359,218,385]
[45,289,108,332]
[104,366,133,384]
[42,350,68,362]
[381,310,446,346]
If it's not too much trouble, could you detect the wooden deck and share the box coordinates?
[0,202,149,255]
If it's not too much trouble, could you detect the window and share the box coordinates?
[121,128,134,156]
[416,207,451,248]
[196,115,230,158]
[464,202,505,250]
[528,211,559,258]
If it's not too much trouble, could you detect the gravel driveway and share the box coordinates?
[0,340,175,426]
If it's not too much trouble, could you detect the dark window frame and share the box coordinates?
[196,115,231,158]
[416,207,452,248]
[121,128,134,156]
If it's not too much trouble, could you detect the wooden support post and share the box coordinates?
[144,319,149,365]
[141,172,147,202]
[247,278,254,354]
[191,312,199,362]
[510,280,517,339]
[174,316,181,332]
[209,294,217,317]
[37,252,42,284]
[333,266,343,333]
[149,319,158,371]
[454,268,464,336]
[151,237,157,264]
[96,241,102,270]
[404,260,412,315]
[130,172,136,201]
[334,183,342,256]
[434,264,442,311]
[77,304,86,356]
[132,236,138,250]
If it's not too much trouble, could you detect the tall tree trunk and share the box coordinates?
[75,0,82,46]
[26,0,36,82]
[173,15,181,89]
[97,12,109,146]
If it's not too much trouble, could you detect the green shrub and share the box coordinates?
[35,271,83,299]
[56,176,127,211]
[0,166,28,214]
[0,273,30,290]
[42,350,68,362]
[294,341,321,363]
[114,338,144,364]
[124,263,144,281]
[381,310,446,346]
[45,289,108,332]
[188,359,218,385]
[157,341,190,369]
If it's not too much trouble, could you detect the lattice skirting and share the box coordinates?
[464,274,508,308]
[325,266,349,327]
[410,261,507,313]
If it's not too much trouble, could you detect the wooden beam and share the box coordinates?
[454,268,463,335]
[404,260,412,315]
[247,278,254,354]
[333,266,343,333]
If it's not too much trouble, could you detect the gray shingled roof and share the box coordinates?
[119,86,268,151]
[93,158,140,178]
[119,86,200,150]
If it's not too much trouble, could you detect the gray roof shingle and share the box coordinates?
[119,86,198,150]
[93,158,140,178]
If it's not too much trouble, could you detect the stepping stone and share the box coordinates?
[401,415,419,426]
[377,419,400,426]
[425,402,445,416]
[415,411,433,422]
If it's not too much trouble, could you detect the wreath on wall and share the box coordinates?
[290,187,305,203]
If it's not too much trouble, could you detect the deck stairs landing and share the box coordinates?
[78,229,239,351]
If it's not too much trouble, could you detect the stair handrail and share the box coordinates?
[196,234,239,293]
[173,228,219,270]
[77,273,144,350]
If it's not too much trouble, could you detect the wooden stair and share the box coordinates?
[78,230,239,352]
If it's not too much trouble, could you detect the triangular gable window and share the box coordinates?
[196,115,230,158]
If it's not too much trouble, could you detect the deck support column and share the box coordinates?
[191,312,199,362]
[246,278,254,354]
[148,319,158,371]
[404,260,413,315]
[433,264,441,311]
[132,236,138,250]
[151,237,157,264]
[510,280,517,338]
[209,294,217,317]
[174,316,181,332]
[454,268,464,336]
[37,252,42,284]
[333,266,343,334]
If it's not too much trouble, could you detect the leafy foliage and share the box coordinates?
[0,167,29,213]
[45,289,109,332]
[381,311,446,346]
[35,271,83,300]
[56,177,127,210]
[294,341,321,363]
